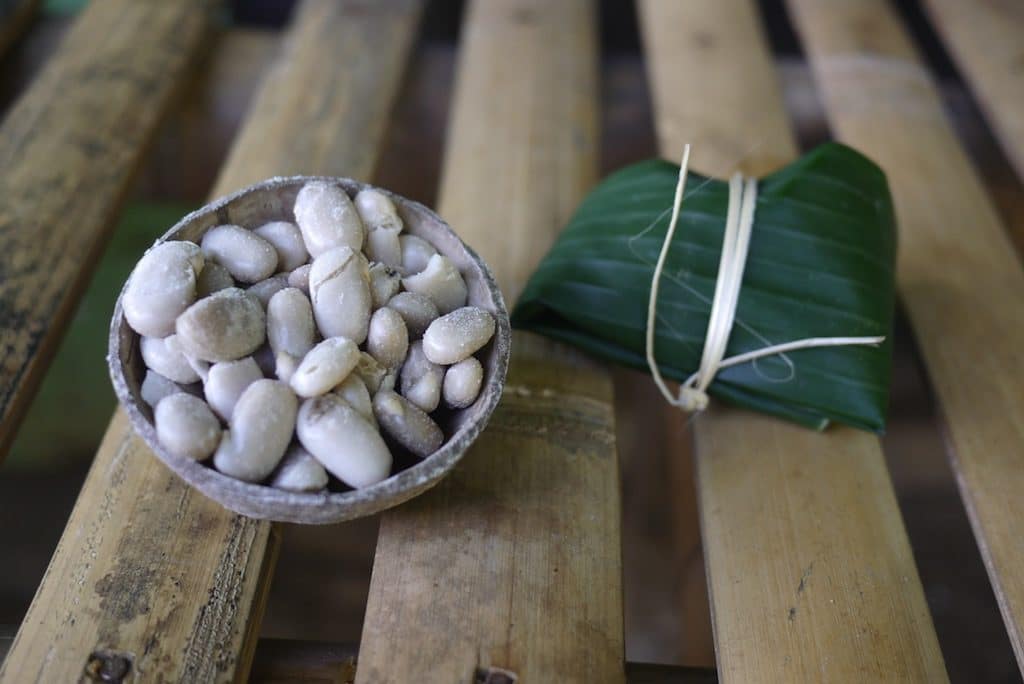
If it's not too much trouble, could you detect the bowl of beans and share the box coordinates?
[108,176,510,523]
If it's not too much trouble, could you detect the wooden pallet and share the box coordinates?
[1,0,1022,681]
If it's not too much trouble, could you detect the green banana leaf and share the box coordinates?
[511,143,896,432]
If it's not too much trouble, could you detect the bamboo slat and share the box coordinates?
[356,1,624,682]
[788,0,1024,672]
[638,1,947,681]
[0,2,422,681]
[923,0,1024,183]
[0,0,210,459]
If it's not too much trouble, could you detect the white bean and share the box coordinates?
[386,291,439,338]
[399,234,438,275]
[401,253,467,314]
[354,351,387,395]
[204,356,263,421]
[270,444,329,492]
[196,260,234,297]
[140,370,184,408]
[252,343,276,377]
[309,246,371,343]
[373,390,444,458]
[267,287,315,358]
[246,274,289,308]
[123,241,203,338]
[368,263,401,309]
[333,374,374,425]
[175,288,266,362]
[140,334,200,384]
[294,181,364,256]
[354,188,403,232]
[155,393,221,461]
[296,394,392,488]
[399,341,443,413]
[364,228,402,268]
[275,351,299,384]
[443,357,484,408]
[287,264,311,294]
[290,337,360,398]
[213,379,297,482]
[422,306,495,364]
[367,307,408,369]
[254,220,309,271]
[201,224,278,283]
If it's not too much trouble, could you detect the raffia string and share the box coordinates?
[645,145,885,412]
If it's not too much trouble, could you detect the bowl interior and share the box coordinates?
[110,176,510,523]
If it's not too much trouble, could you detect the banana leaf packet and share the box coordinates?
[511,143,896,432]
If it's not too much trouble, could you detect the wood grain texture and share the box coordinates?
[923,0,1024,183]
[0,0,40,59]
[638,1,947,681]
[356,2,624,682]
[0,0,210,460]
[787,0,1024,673]
[0,1,422,681]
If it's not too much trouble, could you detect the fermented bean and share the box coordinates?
[289,337,360,398]
[294,181,364,256]
[401,253,467,314]
[141,370,184,408]
[123,240,203,338]
[364,228,401,267]
[368,263,401,309]
[287,264,311,294]
[204,356,263,421]
[422,306,495,365]
[333,374,374,425]
[267,287,315,358]
[270,444,329,492]
[373,390,444,458]
[140,334,200,384]
[366,307,409,369]
[309,246,371,343]
[386,291,438,338]
[354,351,387,394]
[354,188,403,232]
[246,274,290,308]
[254,220,308,271]
[196,260,234,297]
[201,224,278,283]
[175,288,266,362]
[399,234,437,275]
[155,393,221,461]
[443,357,484,408]
[296,394,392,488]
[275,352,299,384]
[213,379,297,482]
[399,341,443,413]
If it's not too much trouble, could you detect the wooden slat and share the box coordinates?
[923,0,1024,183]
[787,0,1024,673]
[638,1,948,681]
[0,0,209,459]
[0,0,40,58]
[0,2,422,682]
[356,1,624,682]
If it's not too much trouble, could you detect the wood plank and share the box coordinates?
[787,0,1024,673]
[356,1,624,682]
[0,0,209,460]
[923,0,1024,183]
[0,2,422,682]
[250,639,357,684]
[0,0,40,59]
[638,1,947,681]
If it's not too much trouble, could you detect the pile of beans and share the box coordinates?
[122,181,495,492]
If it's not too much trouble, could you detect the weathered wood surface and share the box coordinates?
[0,0,210,460]
[0,1,422,681]
[0,0,39,59]
[923,0,1024,183]
[788,0,1024,673]
[638,1,947,681]
[357,1,624,682]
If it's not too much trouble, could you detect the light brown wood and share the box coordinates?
[923,0,1024,183]
[0,0,209,460]
[787,0,1024,673]
[0,0,40,58]
[639,1,947,681]
[0,1,422,681]
[357,1,624,682]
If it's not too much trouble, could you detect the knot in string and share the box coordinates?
[644,145,885,414]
